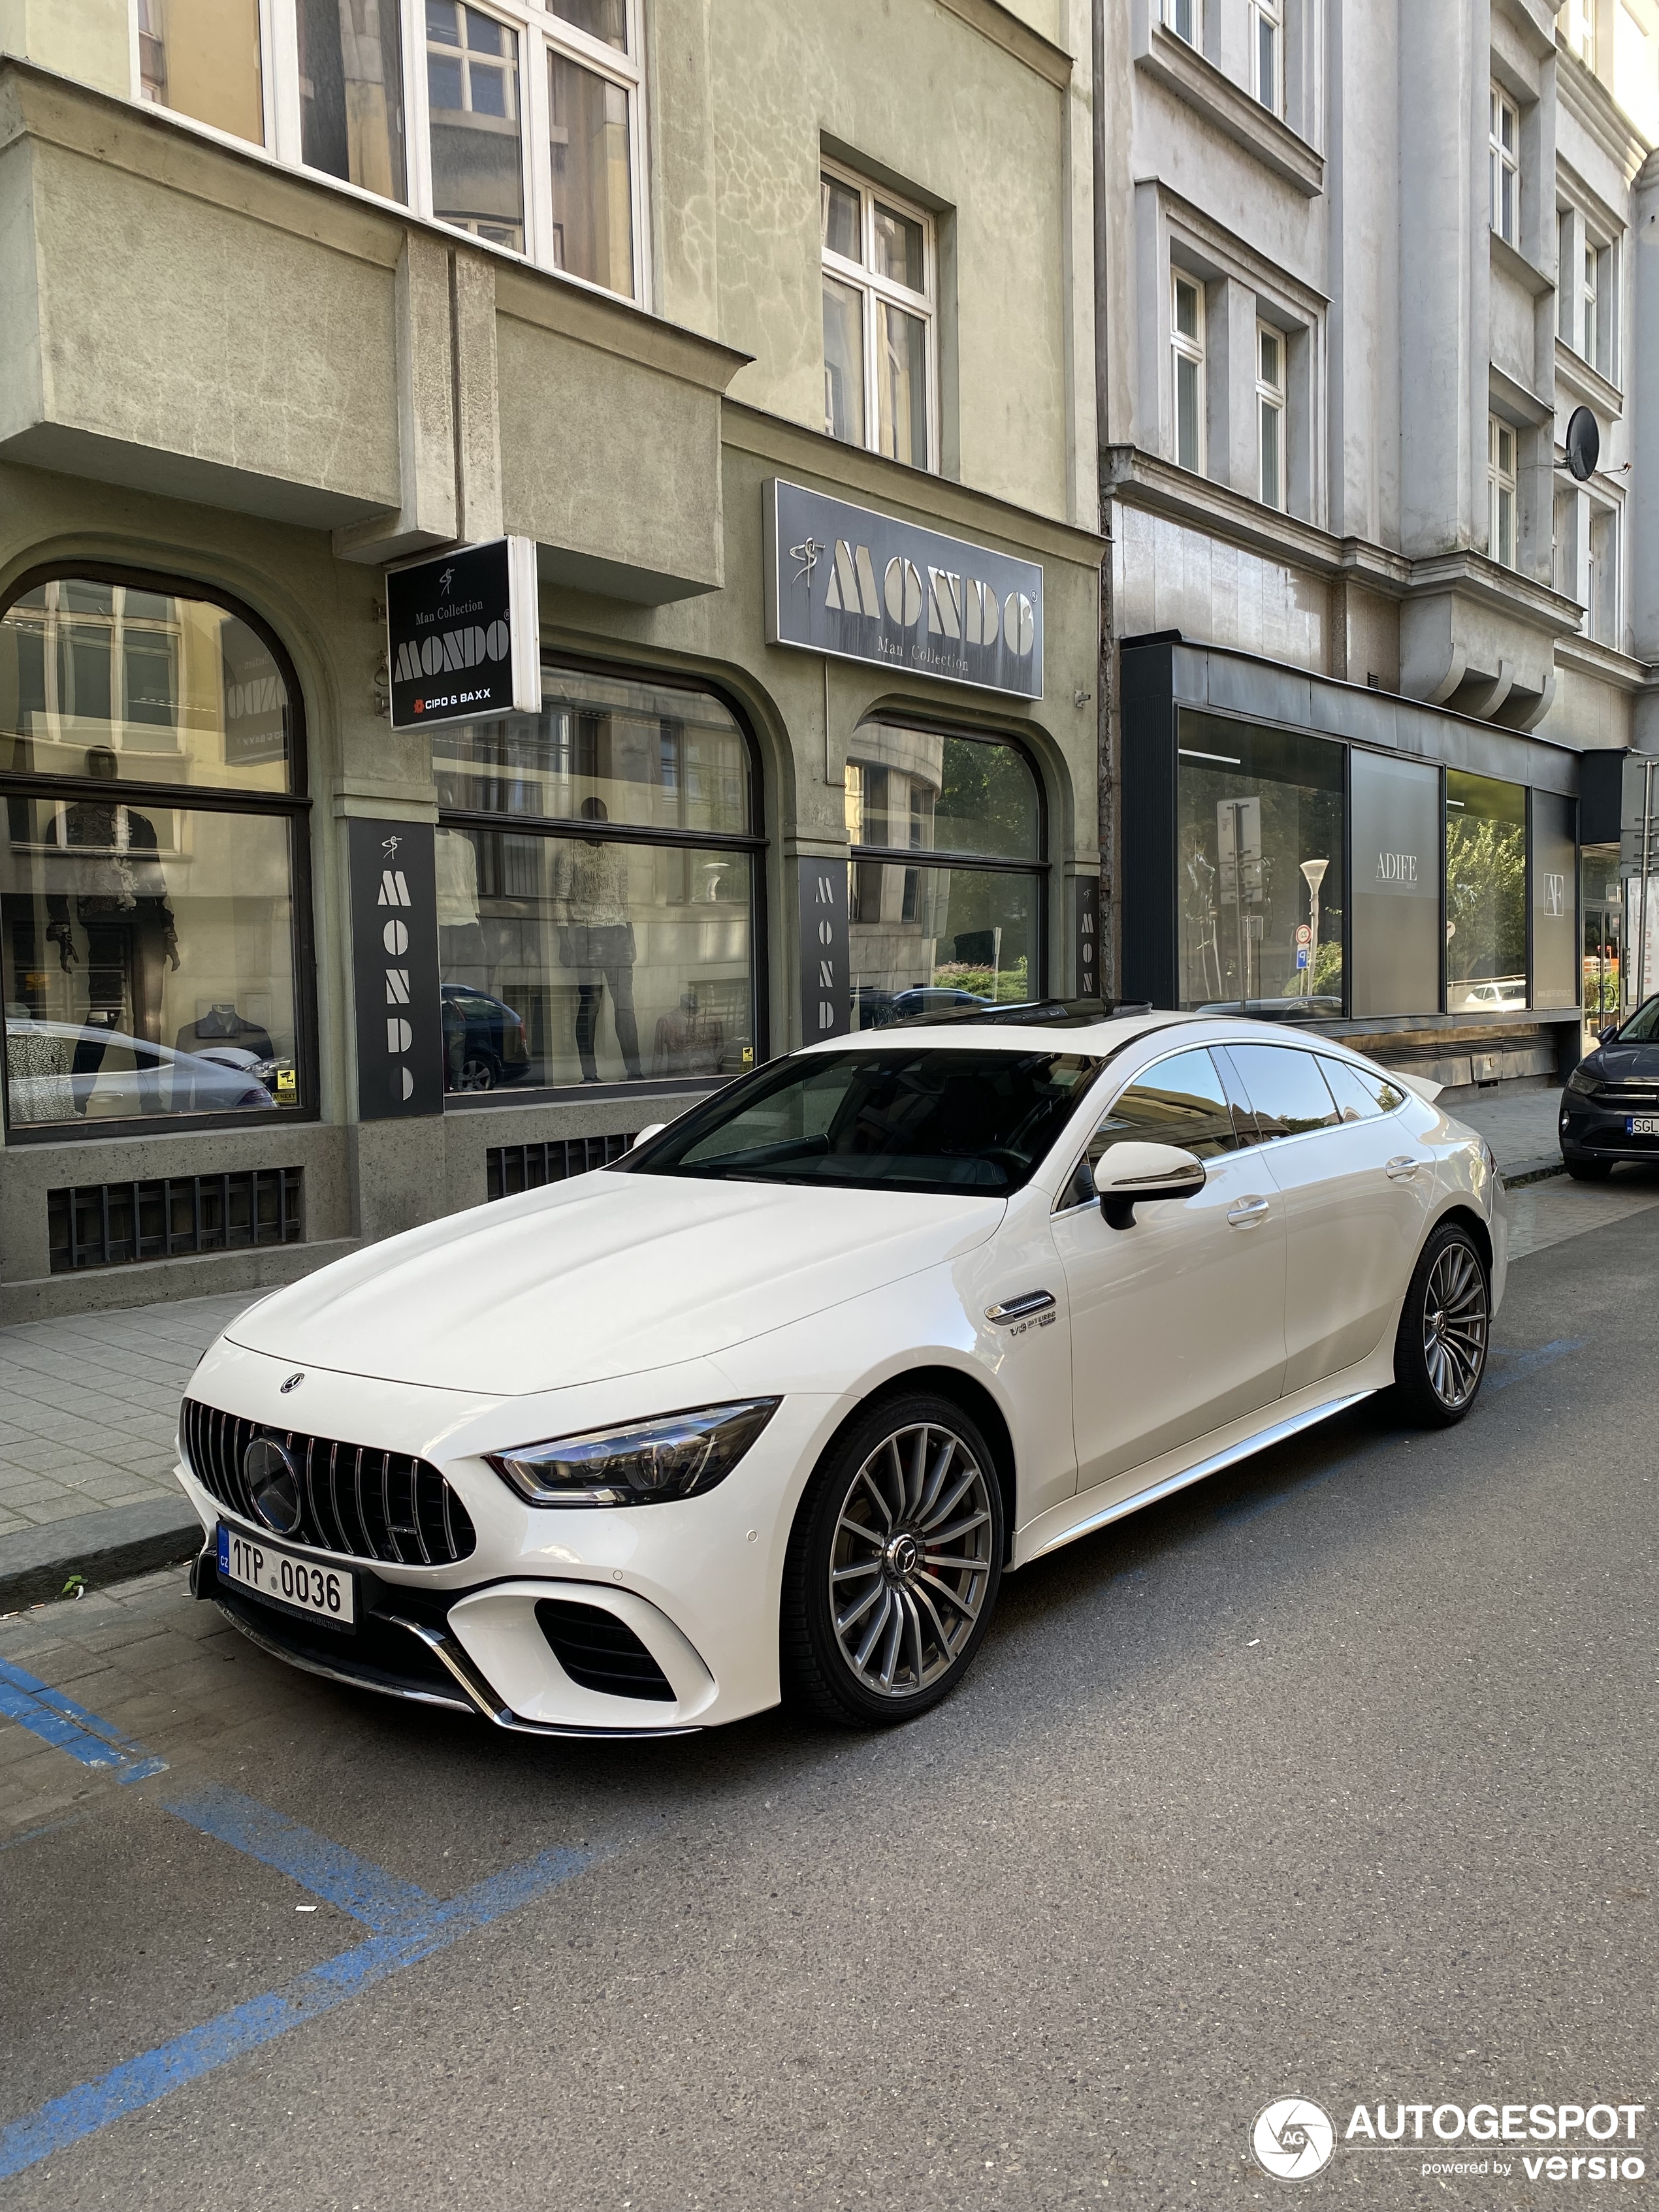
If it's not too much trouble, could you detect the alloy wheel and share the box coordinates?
[1421,1240,1489,1409]
[828,1422,995,1699]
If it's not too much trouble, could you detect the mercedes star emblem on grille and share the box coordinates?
[242,1435,303,1535]
[280,1372,304,1393]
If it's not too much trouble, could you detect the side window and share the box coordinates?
[1065,1047,1238,1205]
[1320,1055,1406,1122]
[1225,1044,1340,1140]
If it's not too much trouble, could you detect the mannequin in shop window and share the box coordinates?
[553,797,643,1083]
[44,746,179,1112]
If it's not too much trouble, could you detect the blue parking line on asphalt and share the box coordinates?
[161,1784,434,1929]
[1487,1338,1585,1390]
[0,1656,167,1784]
[0,1843,598,2183]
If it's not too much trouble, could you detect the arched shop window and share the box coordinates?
[431,664,764,1091]
[0,571,311,1132]
[845,720,1045,1027]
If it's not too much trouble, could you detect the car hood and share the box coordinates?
[226,1170,1006,1394]
[1594,1042,1659,1079]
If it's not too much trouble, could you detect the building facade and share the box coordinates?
[0,0,1103,1317]
[1096,0,1659,1093]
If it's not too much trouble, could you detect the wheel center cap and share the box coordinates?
[886,1531,920,1581]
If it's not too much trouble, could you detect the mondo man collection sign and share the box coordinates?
[348,819,444,1119]
[765,481,1044,700]
[385,536,541,732]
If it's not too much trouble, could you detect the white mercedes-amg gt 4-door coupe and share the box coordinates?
[178,1006,1506,1736]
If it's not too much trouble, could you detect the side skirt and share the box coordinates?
[1012,1375,1384,1568]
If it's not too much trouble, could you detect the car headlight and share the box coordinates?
[1566,1064,1600,1097]
[486,1400,781,1509]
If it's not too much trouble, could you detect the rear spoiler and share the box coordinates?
[1395,1071,1443,1104]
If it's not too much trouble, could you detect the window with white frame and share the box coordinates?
[129,0,645,301]
[1257,323,1285,509]
[1489,417,1518,569]
[1553,486,1577,598]
[1163,0,1200,46]
[820,162,937,472]
[1562,0,1597,67]
[1253,0,1283,113]
[1490,87,1521,246]
[1581,238,1599,361]
[1171,274,1205,475]
[1588,502,1619,645]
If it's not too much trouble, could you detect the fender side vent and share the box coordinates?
[535,1599,675,1702]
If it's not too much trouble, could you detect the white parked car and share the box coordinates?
[178,1008,1506,1737]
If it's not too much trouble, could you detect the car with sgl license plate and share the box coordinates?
[1558,993,1659,1177]
[176,1005,1506,1736]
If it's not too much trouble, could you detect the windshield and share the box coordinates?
[1614,996,1659,1044]
[622,1049,1104,1195]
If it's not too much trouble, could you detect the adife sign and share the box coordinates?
[765,481,1044,700]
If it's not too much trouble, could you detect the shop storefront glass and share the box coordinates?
[1175,713,1345,1014]
[431,664,760,1091]
[1581,846,1622,1045]
[1445,770,1526,1011]
[0,574,308,1130]
[844,723,1044,1025]
[1348,748,1441,1017]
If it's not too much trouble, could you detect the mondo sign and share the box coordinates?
[765,481,1043,700]
[348,819,443,1119]
[385,536,541,732]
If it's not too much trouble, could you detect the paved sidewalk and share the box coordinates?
[1445,1082,1564,1176]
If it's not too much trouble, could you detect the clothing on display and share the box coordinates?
[174,1004,276,1060]
[555,835,642,1081]
[44,796,180,1110]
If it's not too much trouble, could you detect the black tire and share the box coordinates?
[1564,1155,1613,1183]
[781,1391,1005,1727]
[454,1053,498,1092]
[1392,1221,1491,1427]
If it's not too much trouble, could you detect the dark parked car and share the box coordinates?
[1558,994,1659,1179]
[442,984,530,1092]
[854,985,990,1029]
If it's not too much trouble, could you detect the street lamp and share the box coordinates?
[1300,858,1329,997]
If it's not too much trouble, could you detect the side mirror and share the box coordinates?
[1091,1140,1208,1232]
[632,1122,668,1149]
[1600,1023,1620,1046]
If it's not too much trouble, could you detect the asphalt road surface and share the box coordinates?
[3,1195,1656,2211]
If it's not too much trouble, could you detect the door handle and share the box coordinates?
[1385,1155,1423,1179]
[1227,1195,1270,1226]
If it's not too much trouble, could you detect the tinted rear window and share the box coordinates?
[1226,1044,1341,1139]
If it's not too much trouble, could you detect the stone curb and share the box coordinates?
[1500,1155,1567,1189]
[0,1496,202,1615]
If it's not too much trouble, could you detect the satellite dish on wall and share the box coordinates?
[1564,406,1600,483]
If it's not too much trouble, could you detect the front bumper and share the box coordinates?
[192,1546,701,1739]
[1558,1098,1659,1161]
[176,1345,851,1735]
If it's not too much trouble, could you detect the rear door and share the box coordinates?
[1219,1042,1433,1394]
[1052,1044,1287,1498]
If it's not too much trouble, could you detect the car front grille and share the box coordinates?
[180,1399,477,1567]
[1595,1081,1659,1110]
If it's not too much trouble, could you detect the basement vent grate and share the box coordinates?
[48,1169,304,1273]
[486,1136,632,1201]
